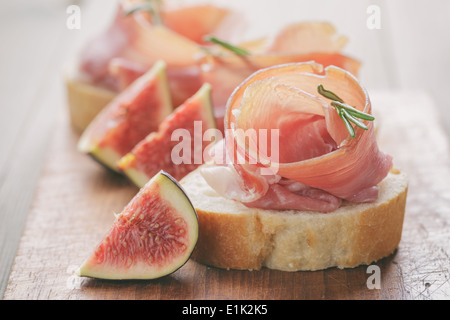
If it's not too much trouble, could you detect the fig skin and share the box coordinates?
[77,171,198,280]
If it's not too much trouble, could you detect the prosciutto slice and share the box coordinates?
[76,2,360,126]
[201,62,392,212]
[76,1,228,92]
[108,57,203,107]
[265,22,349,54]
[199,22,360,132]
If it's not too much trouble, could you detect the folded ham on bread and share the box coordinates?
[180,62,408,271]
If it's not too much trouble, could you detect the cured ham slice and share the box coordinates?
[265,22,348,54]
[201,62,393,212]
[199,22,360,132]
[77,1,229,91]
[109,57,202,107]
[161,4,230,44]
[77,8,200,84]
[109,58,148,91]
[245,183,342,213]
[200,52,360,133]
[76,0,360,132]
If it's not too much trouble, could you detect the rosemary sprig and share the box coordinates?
[124,0,162,25]
[203,35,250,56]
[317,84,374,138]
[317,84,344,103]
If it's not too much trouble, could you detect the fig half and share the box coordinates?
[77,171,198,280]
[118,83,217,188]
[77,60,173,172]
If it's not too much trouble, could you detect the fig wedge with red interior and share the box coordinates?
[76,171,198,280]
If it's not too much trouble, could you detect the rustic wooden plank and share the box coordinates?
[0,2,69,297]
[372,91,450,300]
[0,0,117,298]
[3,90,449,300]
[3,0,450,301]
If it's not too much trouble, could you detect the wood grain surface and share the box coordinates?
[2,0,450,301]
[3,90,449,300]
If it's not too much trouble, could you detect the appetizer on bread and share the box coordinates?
[180,62,408,271]
[66,0,359,133]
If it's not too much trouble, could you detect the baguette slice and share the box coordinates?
[64,67,117,133]
[180,166,408,271]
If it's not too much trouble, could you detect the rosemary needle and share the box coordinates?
[338,109,355,138]
[330,101,375,121]
[203,35,250,56]
[317,84,344,103]
[341,108,368,131]
[317,84,375,138]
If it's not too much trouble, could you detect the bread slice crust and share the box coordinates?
[65,73,117,133]
[180,167,408,271]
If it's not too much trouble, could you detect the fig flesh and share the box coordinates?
[77,171,198,280]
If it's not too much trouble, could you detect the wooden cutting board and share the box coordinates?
[3,91,450,300]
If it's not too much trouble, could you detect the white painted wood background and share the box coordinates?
[0,0,449,298]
